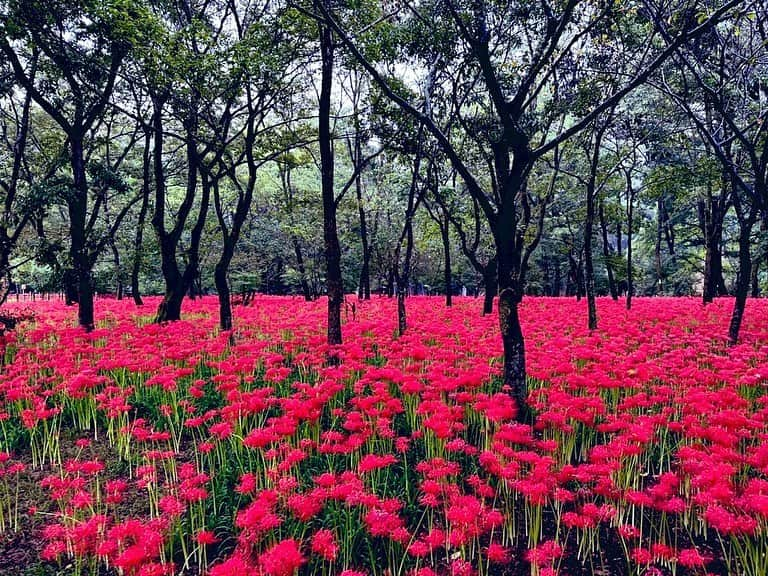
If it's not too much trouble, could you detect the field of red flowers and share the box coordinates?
[0,296,765,576]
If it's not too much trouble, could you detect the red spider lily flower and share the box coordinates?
[310,528,338,561]
[486,542,511,563]
[525,540,563,567]
[358,453,397,473]
[677,547,712,568]
[258,538,305,576]
[208,553,254,576]
[195,530,219,545]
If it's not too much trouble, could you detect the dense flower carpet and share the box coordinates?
[0,296,766,576]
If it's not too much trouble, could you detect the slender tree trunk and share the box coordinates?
[751,214,766,297]
[585,185,597,329]
[355,146,371,300]
[576,250,585,301]
[110,240,123,300]
[318,5,342,346]
[70,136,95,330]
[584,119,608,329]
[729,206,756,344]
[626,173,634,310]
[599,198,618,300]
[656,197,663,294]
[442,214,452,307]
[395,133,423,336]
[292,236,312,301]
[132,129,151,306]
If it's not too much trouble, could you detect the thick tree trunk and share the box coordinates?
[497,248,527,421]
[215,261,232,331]
[599,198,618,300]
[151,96,184,323]
[729,209,756,345]
[702,199,728,303]
[70,137,95,330]
[156,279,184,323]
[154,99,207,323]
[318,6,342,346]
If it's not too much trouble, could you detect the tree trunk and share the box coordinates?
[292,235,312,301]
[132,129,151,306]
[355,145,371,301]
[751,214,766,297]
[215,261,232,331]
[497,245,527,421]
[70,137,95,330]
[599,197,618,300]
[318,4,342,346]
[394,132,424,336]
[655,197,663,295]
[585,189,597,329]
[729,206,756,345]
[110,240,123,300]
[626,173,634,311]
[442,213,452,307]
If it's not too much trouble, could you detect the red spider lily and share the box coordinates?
[310,528,338,561]
[258,538,305,576]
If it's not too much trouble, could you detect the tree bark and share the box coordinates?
[110,240,123,300]
[442,212,452,307]
[751,214,766,297]
[132,129,151,306]
[625,171,634,310]
[318,3,343,346]
[729,204,756,344]
[356,178,371,301]
[599,198,618,300]
[70,136,95,330]
[655,197,664,294]
[482,257,497,315]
